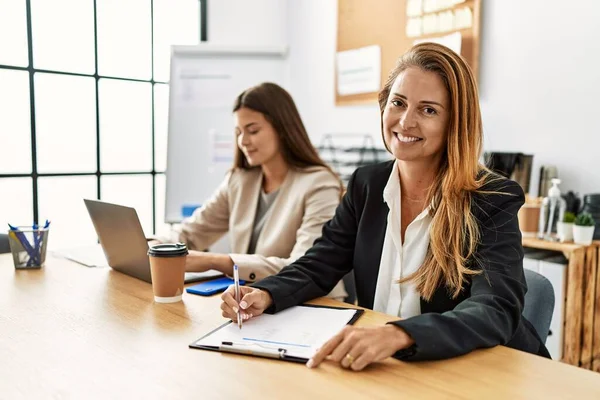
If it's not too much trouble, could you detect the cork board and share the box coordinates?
[336,0,482,106]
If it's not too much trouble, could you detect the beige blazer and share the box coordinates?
[168,166,347,300]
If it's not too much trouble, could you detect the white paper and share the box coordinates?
[336,45,381,96]
[406,0,423,17]
[406,17,423,38]
[194,306,358,359]
[422,13,439,34]
[423,0,436,13]
[454,7,473,30]
[53,244,108,268]
[174,67,234,107]
[54,243,224,281]
[208,128,235,164]
[414,31,462,54]
[438,10,455,32]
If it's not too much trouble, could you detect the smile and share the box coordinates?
[394,132,423,143]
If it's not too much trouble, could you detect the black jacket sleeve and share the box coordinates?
[251,170,360,312]
[390,180,527,361]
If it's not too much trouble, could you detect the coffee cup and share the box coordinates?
[518,204,541,237]
[147,243,188,303]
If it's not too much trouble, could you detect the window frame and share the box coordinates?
[0,0,207,235]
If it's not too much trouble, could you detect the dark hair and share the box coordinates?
[232,82,336,178]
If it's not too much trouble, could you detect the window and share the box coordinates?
[0,0,206,249]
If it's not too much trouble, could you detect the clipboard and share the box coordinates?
[189,304,364,363]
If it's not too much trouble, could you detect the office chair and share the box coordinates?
[342,267,555,343]
[522,269,555,344]
[0,233,10,254]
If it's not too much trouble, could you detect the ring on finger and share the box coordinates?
[344,353,355,367]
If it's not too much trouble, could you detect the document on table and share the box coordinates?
[53,244,108,268]
[190,305,363,361]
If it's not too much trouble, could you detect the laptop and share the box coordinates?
[83,199,223,284]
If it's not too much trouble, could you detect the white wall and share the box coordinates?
[286,0,600,197]
[479,0,600,196]
[207,0,288,47]
[205,0,381,147]
[285,0,381,146]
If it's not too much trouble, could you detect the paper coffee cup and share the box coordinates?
[147,243,188,303]
[518,204,541,237]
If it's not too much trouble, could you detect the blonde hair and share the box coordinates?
[378,43,498,300]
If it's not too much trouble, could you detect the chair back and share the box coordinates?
[0,233,10,254]
[523,268,555,343]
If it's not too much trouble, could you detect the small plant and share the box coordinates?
[563,212,576,223]
[575,212,595,227]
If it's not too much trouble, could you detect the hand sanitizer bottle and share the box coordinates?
[538,178,566,241]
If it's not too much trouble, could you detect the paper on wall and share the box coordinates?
[336,45,381,96]
[406,0,423,17]
[209,128,234,164]
[175,68,234,108]
[413,31,462,54]
[406,17,423,37]
[454,6,473,30]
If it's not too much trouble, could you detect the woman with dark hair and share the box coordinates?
[219,43,550,369]
[164,82,346,299]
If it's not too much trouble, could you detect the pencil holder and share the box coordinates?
[8,227,50,269]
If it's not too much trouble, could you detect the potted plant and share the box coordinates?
[573,212,596,245]
[557,212,576,242]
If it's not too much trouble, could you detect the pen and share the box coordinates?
[233,264,242,329]
[33,220,50,266]
[8,224,38,265]
[32,222,40,266]
[219,341,287,359]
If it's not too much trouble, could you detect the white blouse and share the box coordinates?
[372,161,432,318]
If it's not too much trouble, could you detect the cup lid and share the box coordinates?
[148,243,188,257]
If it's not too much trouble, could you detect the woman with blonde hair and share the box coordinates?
[163,82,346,299]
[219,43,550,369]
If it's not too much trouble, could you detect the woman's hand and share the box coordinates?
[307,325,415,371]
[185,251,234,273]
[220,286,273,322]
[185,251,211,272]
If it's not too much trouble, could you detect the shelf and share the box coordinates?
[522,237,587,254]
[524,236,600,371]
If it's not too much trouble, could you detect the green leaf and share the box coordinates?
[575,212,595,227]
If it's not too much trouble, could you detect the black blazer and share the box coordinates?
[253,161,550,361]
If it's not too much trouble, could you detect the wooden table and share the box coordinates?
[2,255,600,399]
[522,237,600,371]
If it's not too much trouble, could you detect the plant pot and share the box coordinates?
[557,222,574,242]
[573,225,595,245]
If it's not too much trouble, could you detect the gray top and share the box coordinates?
[247,189,280,254]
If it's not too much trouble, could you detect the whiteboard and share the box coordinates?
[165,44,287,250]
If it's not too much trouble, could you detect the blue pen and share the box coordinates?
[38,220,50,249]
[32,222,40,266]
[233,264,242,329]
[8,224,38,265]
[31,220,50,266]
[37,220,51,265]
